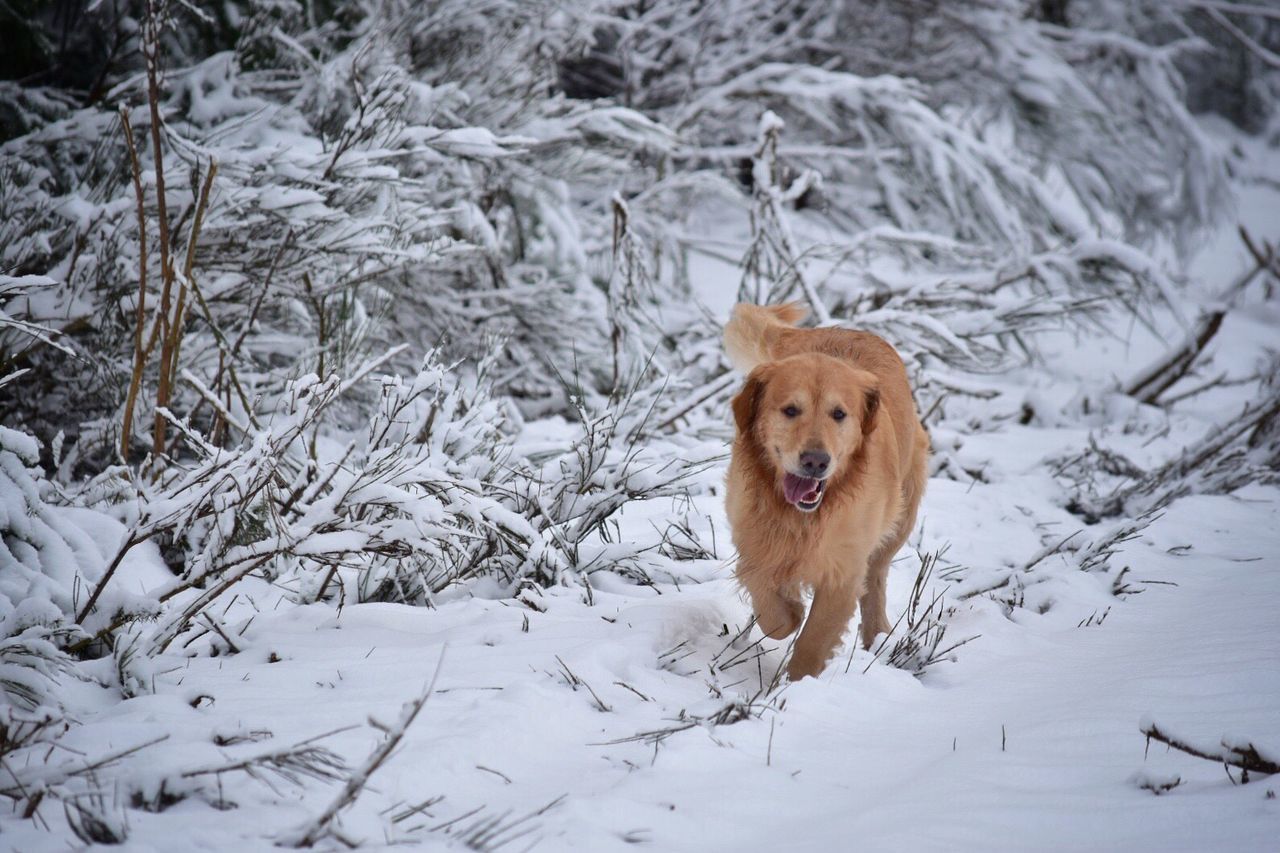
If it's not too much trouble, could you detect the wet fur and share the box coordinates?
[724,303,930,680]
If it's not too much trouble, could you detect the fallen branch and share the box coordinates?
[1122,229,1270,404]
[1081,391,1280,519]
[1123,308,1225,404]
[1141,716,1280,780]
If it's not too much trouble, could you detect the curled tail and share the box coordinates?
[723,302,807,372]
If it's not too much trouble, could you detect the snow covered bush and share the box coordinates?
[0,0,1245,460]
[0,424,120,805]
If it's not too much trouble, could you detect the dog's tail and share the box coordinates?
[723,302,807,372]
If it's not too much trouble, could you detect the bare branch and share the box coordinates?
[1142,717,1280,777]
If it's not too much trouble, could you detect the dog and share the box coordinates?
[723,303,929,680]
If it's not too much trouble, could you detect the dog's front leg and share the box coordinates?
[738,568,803,640]
[858,550,893,650]
[787,579,859,680]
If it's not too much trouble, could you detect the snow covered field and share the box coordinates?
[12,490,1279,852]
[3,125,1276,853]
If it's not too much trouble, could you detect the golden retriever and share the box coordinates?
[723,303,929,680]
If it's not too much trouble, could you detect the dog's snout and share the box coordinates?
[800,450,831,477]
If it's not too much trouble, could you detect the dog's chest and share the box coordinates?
[747,506,856,580]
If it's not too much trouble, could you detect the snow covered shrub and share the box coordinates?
[53,343,715,661]
[84,358,512,651]
[828,0,1228,247]
[1,0,1237,468]
[521,0,1236,447]
[0,0,606,459]
[0,424,119,788]
[502,370,723,591]
[0,425,129,665]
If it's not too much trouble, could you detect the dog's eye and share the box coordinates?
[782,405,800,418]
[832,408,847,422]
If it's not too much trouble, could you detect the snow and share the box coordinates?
[2,6,1279,850]
[3,488,1275,851]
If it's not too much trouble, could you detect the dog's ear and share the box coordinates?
[862,386,880,437]
[732,366,771,435]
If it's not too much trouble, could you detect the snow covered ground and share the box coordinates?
[4,125,1279,853]
[6,463,1277,851]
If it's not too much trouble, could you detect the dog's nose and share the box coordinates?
[799,450,830,477]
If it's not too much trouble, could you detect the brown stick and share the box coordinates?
[1123,309,1225,405]
[144,0,176,462]
[1142,719,1280,777]
[75,533,146,624]
[157,158,218,456]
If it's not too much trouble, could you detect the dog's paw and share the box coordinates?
[859,618,891,650]
[785,655,823,681]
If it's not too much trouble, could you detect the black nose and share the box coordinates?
[799,450,830,477]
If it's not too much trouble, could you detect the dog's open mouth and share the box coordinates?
[783,472,827,512]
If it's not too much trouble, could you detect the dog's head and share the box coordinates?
[732,353,879,513]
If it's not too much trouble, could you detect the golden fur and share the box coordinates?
[724,303,930,680]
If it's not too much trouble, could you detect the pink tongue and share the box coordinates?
[783,473,821,505]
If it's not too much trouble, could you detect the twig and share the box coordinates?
[554,655,612,712]
[142,0,176,461]
[613,681,652,702]
[475,765,512,785]
[76,532,146,624]
[199,612,242,655]
[1202,6,1280,69]
[1141,717,1280,778]
[1021,530,1083,572]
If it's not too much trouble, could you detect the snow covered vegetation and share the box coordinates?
[1,0,1278,848]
